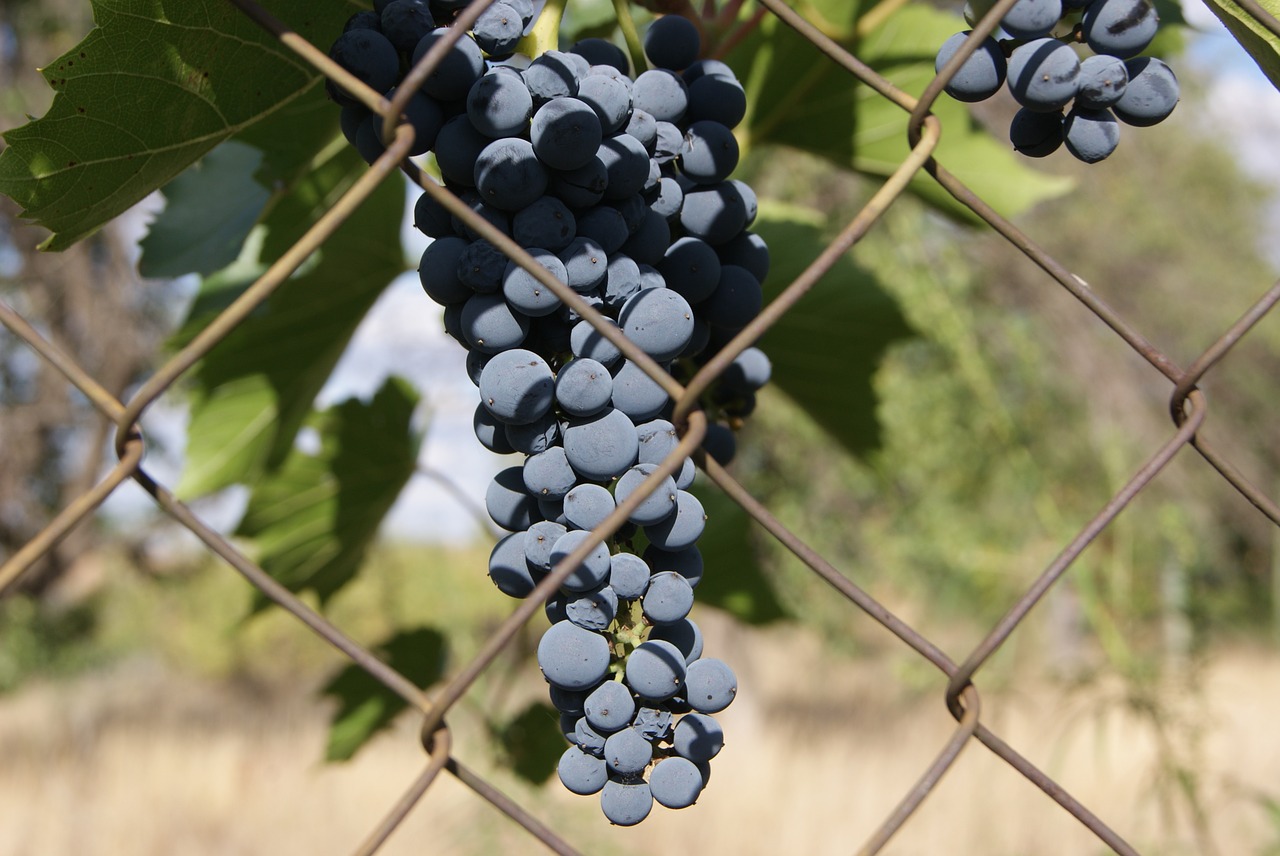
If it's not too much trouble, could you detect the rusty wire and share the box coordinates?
[2,0,1279,853]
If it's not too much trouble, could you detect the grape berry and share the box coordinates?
[328,3,768,825]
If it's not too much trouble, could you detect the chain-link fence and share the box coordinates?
[3,0,1280,853]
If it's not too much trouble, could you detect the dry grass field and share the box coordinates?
[2,601,1279,856]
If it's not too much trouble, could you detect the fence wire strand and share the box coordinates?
[2,0,1279,853]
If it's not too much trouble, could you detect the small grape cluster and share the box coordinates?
[327,3,770,826]
[935,0,1180,163]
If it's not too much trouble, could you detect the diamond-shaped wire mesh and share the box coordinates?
[2,0,1280,853]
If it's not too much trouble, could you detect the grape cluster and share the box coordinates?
[327,4,770,826]
[935,0,1180,163]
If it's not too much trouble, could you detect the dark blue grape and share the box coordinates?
[672,712,724,762]
[623,108,658,153]
[624,639,687,700]
[570,317,622,366]
[564,407,639,481]
[457,239,508,293]
[643,15,701,71]
[644,544,703,588]
[680,120,739,185]
[620,208,671,267]
[512,196,577,251]
[647,616,704,663]
[603,726,653,775]
[559,237,610,292]
[467,67,533,137]
[702,264,762,331]
[614,463,678,526]
[552,530,613,591]
[473,2,524,55]
[1112,57,1178,126]
[584,680,637,732]
[934,32,1007,103]
[1076,54,1128,109]
[680,182,749,245]
[488,531,538,596]
[645,490,705,551]
[412,30,486,101]
[531,96,604,170]
[571,38,630,74]
[1064,107,1120,163]
[502,250,567,317]
[618,288,694,362]
[566,585,619,631]
[434,115,490,187]
[649,756,703,809]
[603,255,643,310]
[505,411,560,455]
[1010,108,1064,157]
[1007,38,1080,112]
[686,74,747,128]
[610,359,670,422]
[633,69,689,123]
[600,780,652,826]
[684,658,737,713]
[562,482,617,531]
[577,206,630,254]
[380,0,435,54]
[525,519,570,571]
[419,236,470,305]
[413,191,454,238]
[460,293,529,353]
[642,570,694,624]
[539,622,611,691]
[558,746,608,795]
[377,87,444,155]
[576,74,634,134]
[486,466,542,531]
[550,157,608,208]
[556,357,614,417]
[523,50,582,104]
[653,121,684,164]
[598,134,652,200]
[1001,0,1063,38]
[472,403,516,454]
[475,138,549,211]
[633,707,673,742]
[1083,0,1158,59]
[715,231,769,284]
[329,29,400,101]
[478,348,554,423]
[608,552,652,599]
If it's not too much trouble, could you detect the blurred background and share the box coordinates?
[3,0,1280,853]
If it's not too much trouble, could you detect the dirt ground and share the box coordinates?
[2,611,1278,856]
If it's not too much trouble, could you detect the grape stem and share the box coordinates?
[612,0,651,74]
[518,0,567,58]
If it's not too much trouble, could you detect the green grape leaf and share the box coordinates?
[0,0,354,251]
[1201,0,1280,92]
[138,76,344,279]
[751,201,912,456]
[175,146,405,498]
[729,6,1073,221]
[690,485,789,624]
[138,141,271,278]
[492,702,566,785]
[322,627,448,762]
[235,376,422,606]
